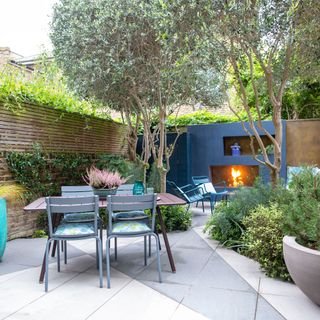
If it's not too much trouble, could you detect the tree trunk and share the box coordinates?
[272,106,283,186]
[127,129,138,161]
[159,167,167,193]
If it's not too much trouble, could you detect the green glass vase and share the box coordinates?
[133,181,144,195]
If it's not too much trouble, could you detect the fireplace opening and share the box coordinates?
[210,165,259,188]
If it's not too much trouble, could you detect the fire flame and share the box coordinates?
[231,167,243,187]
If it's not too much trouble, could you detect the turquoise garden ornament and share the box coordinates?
[0,198,7,262]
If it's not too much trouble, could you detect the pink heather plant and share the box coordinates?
[83,166,128,189]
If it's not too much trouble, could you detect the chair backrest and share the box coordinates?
[46,196,99,237]
[116,184,134,195]
[167,181,190,202]
[192,176,210,186]
[107,194,157,233]
[117,184,134,191]
[61,185,94,197]
[192,176,217,194]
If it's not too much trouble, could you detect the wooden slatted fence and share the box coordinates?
[0,102,128,240]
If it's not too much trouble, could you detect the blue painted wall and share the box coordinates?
[138,121,287,187]
[187,120,287,184]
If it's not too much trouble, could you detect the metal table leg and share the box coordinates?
[156,206,176,273]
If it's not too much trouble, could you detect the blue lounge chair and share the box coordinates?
[167,180,211,212]
[192,176,229,211]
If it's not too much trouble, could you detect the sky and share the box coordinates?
[0,0,57,57]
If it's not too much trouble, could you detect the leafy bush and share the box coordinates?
[282,167,320,250]
[4,144,140,200]
[241,204,291,281]
[204,179,290,247]
[148,205,191,232]
[0,59,109,118]
[160,205,192,232]
[32,230,47,238]
[166,110,237,128]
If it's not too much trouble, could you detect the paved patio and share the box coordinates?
[1,205,320,320]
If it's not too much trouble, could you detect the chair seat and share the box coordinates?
[112,221,151,234]
[54,222,95,236]
[204,190,229,196]
[189,194,203,202]
[113,210,148,221]
[63,212,97,223]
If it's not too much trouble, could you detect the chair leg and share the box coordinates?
[64,241,67,264]
[144,236,147,266]
[57,241,61,272]
[96,240,99,269]
[106,237,112,288]
[114,237,117,261]
[202,200,205,212]
[100,226,103,253]
[151,233,162,283]
[196,201,199,207]
[61,240,64,252]
[96,237,103,288]
[148,234,152,256]
[45,239,53,292]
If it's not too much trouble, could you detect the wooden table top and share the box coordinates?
[24,193,186,211]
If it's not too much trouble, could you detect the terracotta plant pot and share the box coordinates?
[283,236,320,306]
[93,187,117,199]
[0,198,7,262]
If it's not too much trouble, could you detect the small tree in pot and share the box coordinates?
[282,167,320,305]
[83,167,128,199]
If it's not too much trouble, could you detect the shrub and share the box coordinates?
[241,204,291,281]
[4,144,141,200]
[32,230,47,238]
[149,205,191,232]
[204,179,289,247]
[166,110,237,128]
[282,167,320,250]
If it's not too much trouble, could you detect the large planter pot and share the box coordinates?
[93,187,117,199]
[283,236,320,306]
[0,198,7,262]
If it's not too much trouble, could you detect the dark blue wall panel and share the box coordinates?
[187,120,286,184]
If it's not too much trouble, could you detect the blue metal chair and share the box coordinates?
[105,194,161,288]
[44,196,103,292]
[61,186,103,266]
[192,176,229,211]
[167,180,210,212]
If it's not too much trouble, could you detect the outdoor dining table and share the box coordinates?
[24,193,186,283]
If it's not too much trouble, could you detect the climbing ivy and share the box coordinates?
[4,144,141,200]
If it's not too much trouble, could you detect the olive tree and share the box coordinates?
[51,0,223,191]
[193,0,319,185]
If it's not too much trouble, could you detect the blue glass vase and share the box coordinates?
[133,181,144,195]
[0,198,7,262]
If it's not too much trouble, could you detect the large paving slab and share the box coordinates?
[2,203,318,319]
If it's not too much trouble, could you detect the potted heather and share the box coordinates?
[83,166,128,199]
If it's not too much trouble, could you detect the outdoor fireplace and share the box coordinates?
[210,165,259,188]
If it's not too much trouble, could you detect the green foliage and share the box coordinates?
[147,163,161,193]
[4,144,138,200]
[152,205,191,233]
[32,229,47,238]
[166,110,237,127]
[0,58,110,119]
[204,179,289,247]
[282,167,320,249]
[242,204,291,281]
